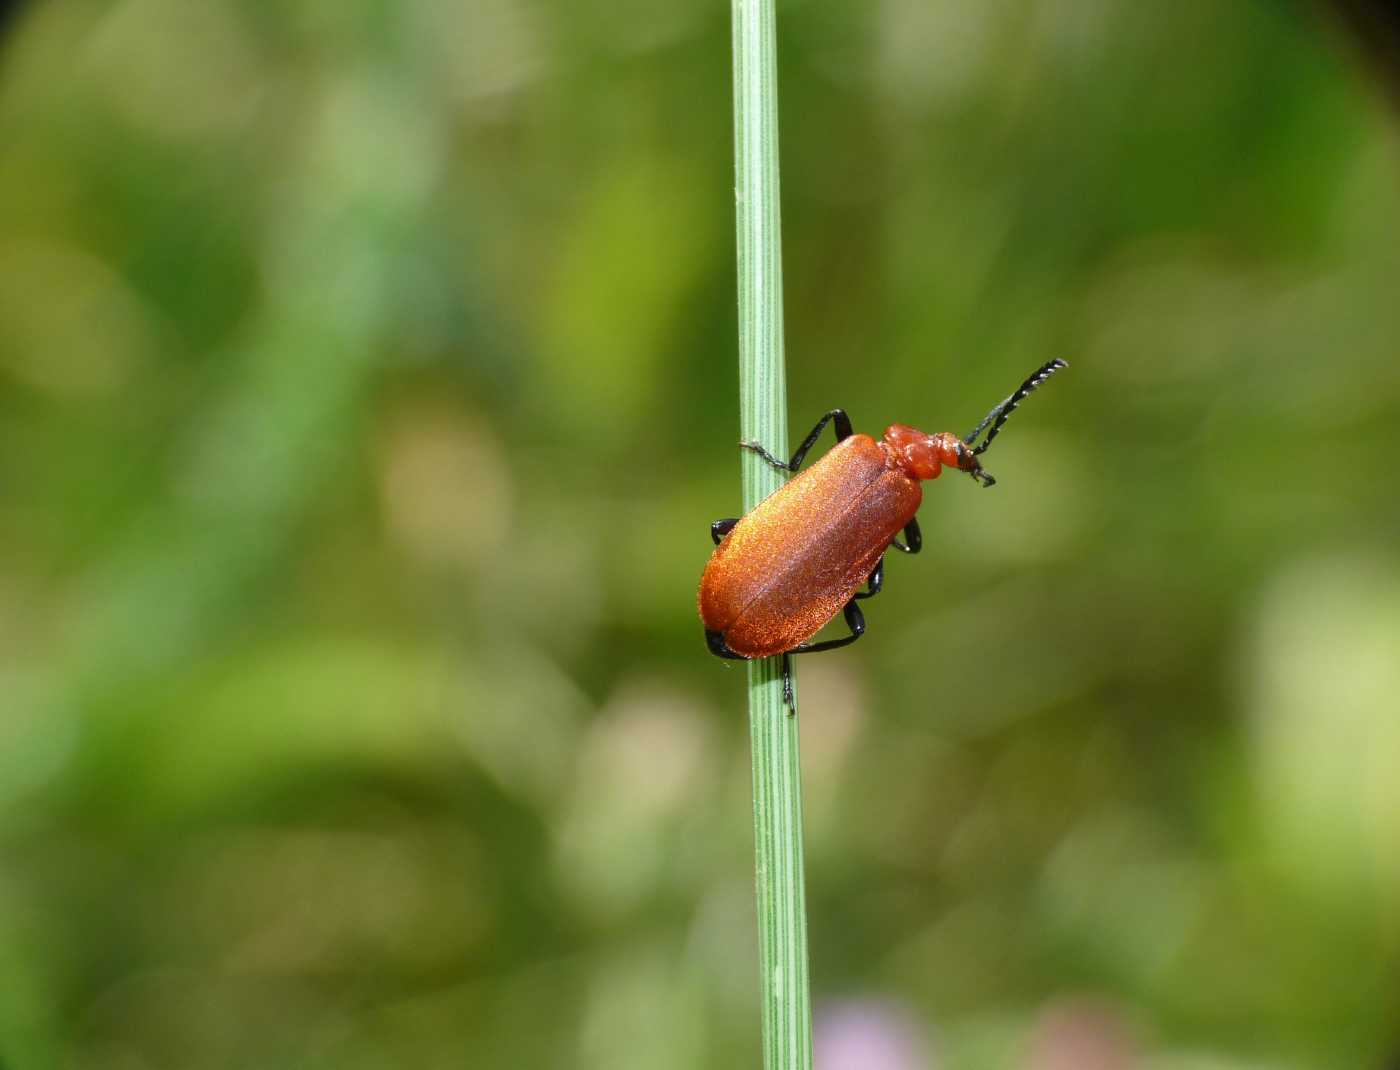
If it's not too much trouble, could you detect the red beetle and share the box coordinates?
[699,359,1067,706]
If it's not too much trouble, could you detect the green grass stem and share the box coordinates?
[731,2,812,1067]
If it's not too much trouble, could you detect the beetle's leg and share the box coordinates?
[890,517,922,555]
[786,409,854,470]
[790,599,866,654]
[708,629,796,715]
[904,518,922,553]
[741,408,853,474]
[854,556,884,599]
[710,518,738,546]
[705,629,748,661]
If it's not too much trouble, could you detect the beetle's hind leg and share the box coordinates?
[782,602,867,713]
[705,629,796,717]
[741,408,854,474]
[790,599,866,655]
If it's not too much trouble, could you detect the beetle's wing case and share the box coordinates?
[698,434,922,658]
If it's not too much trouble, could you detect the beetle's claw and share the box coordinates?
[969,468,996,488]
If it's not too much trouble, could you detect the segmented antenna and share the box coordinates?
[964,359,1068,456]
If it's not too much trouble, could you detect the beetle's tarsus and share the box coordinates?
[740,440,791,472]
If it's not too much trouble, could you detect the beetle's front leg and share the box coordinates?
[741,408,854,474]
[710,518,738,545]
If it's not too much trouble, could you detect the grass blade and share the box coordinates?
[731,2,812,1067]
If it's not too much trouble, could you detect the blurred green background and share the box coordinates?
[2,1,1400,1067]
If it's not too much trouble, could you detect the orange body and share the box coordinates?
[698,433,932,658]
[699,360,1068,680]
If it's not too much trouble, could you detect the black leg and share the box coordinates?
[782,654,794,714]
[710,518,738,545]
[890,517,922,555]
[741,408,853,474]
[705,629,748,661]
[854,556,883,599]
[708,629,797,716]
[790,599,866,655]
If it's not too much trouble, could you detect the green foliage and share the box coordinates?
[1,2,1399,1068]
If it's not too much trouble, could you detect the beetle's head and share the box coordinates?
[882,359,1066,488]
[882,426,993,485]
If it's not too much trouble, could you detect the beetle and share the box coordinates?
[698,359,1067,709]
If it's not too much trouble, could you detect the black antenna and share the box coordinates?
[964,359,1068,456]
